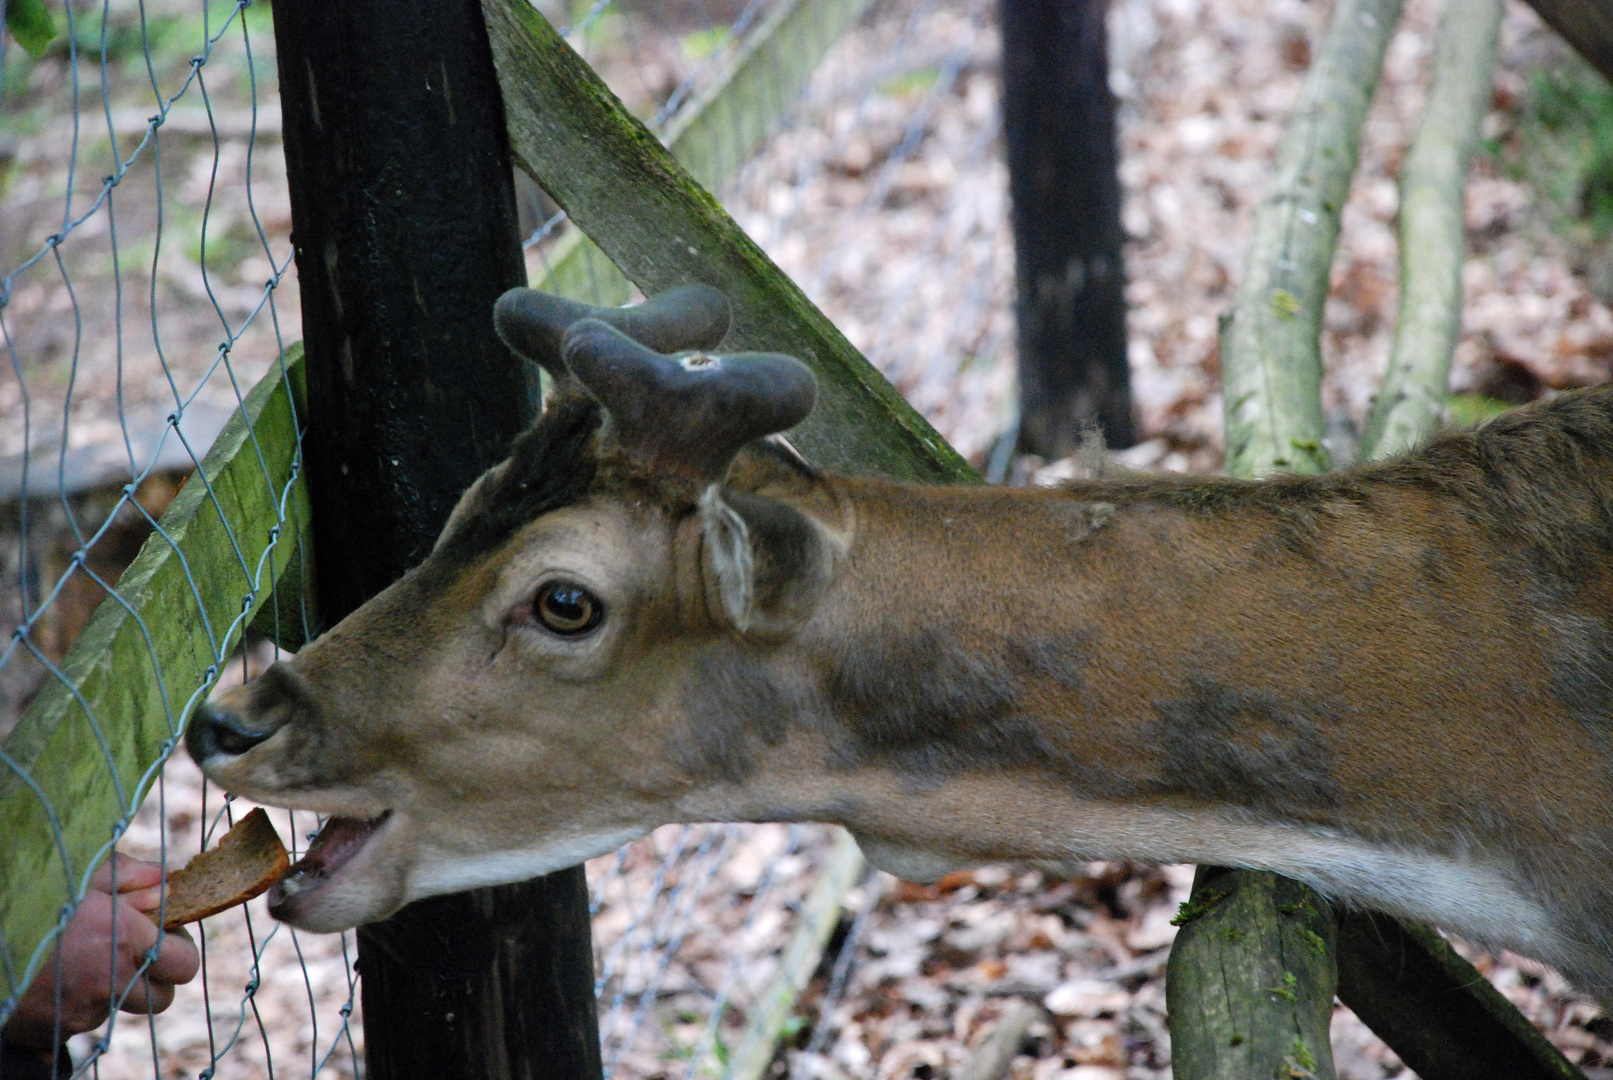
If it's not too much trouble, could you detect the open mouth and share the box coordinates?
[268,810,392,913]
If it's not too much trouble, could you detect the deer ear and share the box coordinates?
[699,486,837,638]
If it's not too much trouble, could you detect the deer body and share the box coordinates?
[189,288,1613,1003]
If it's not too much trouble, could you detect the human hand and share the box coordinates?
[2,855,201,1052]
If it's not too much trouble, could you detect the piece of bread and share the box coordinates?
[161,807,290,930]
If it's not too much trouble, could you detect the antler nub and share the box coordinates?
[494,284,731,378]
[561,319,817,485]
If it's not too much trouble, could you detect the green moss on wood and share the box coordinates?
[1166,868,1338,1080]
[0,349,308,1006]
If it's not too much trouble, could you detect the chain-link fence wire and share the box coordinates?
[0,0,1021,1076]
[0,1,358,1077]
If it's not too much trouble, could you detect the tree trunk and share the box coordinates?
[1001,0,1135,459]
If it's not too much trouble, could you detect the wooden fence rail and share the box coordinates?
[0,350,309,1007]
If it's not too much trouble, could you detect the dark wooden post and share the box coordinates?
[270,1,603,1077]
[1001,0,1136,458]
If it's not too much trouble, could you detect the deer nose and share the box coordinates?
[187,702,275,762]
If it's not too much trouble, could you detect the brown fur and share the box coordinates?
[194,384,1613,1002]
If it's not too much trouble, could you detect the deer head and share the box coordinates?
[188,286,843,932]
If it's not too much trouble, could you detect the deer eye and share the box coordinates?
[533,581,604,636]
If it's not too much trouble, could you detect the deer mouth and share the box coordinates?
[267,810,393,917]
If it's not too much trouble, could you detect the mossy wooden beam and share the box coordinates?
[1361,0,1503,460]
[1334,912,1583,1080]
[483,0,974,484]
[530,0,873,309]
[1219,0,1405,477]
[1522,0,1613,86]
[0,348,308,1009]
[1166,867,1339,1080]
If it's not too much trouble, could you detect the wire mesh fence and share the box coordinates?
[0,0,1022,1077]
[0,0,344,1077]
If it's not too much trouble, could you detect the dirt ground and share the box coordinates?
[5,0,1613,1076]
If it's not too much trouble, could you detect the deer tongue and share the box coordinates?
[268,812,389,906]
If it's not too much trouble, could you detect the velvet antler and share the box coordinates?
[560,318,817,485]
[493,284,731,378]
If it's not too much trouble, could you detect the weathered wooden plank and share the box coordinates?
[0,349,308,1008]
[484,0,974,484]
[1219,0,1405,477]
[532,228,632,308]
[1524,0,1613,86]
[530,0,874,308]
[661,0,870,195]
[726,829,866,1080]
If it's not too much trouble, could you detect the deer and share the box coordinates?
[188,285,1613,1006]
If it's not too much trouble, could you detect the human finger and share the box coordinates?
[89,854,164,896]
[145,929,199,988]
[99,900,163,1001]
[116,977,176,1016]
[120,883,165,915]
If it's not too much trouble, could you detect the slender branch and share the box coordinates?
[1219,0,1405,477]
[1361,0,1504,460]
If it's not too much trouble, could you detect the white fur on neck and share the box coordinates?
[409,825,649,900]
[851,803,1561,961]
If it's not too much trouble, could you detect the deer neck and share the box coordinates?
[664,472,1583,964]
